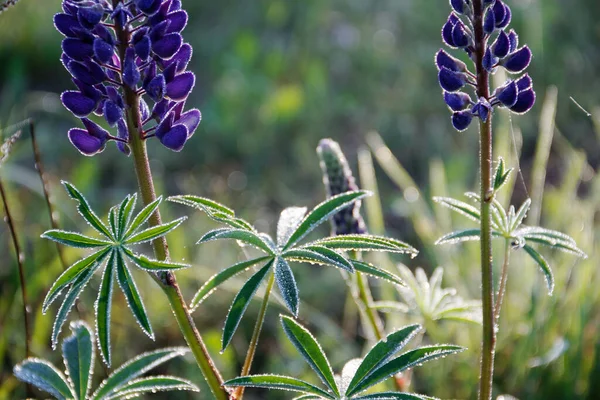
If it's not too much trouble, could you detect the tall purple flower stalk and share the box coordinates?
[436,0,535,131]
[55,0,201,155]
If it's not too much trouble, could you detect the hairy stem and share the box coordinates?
[472,1,496,399]
[112,9,228,399]
[0,179,31,358]
[234,271,276,400]
[494,239,511,322]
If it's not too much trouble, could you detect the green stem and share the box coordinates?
[355,271,384,341]
[472,1,496,399]
[494,239,511,323]
[234,271,276,400]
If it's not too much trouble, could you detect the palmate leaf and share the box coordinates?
[198,227,276,255]
[13,358,73,400]
[96,252,116,366]
[42,230,112,248]
[275,257,300,316]
[351,260,404,287]
[308,234,418,255]
[223,375,335,399]
[353,392,434,400]
[346,345,464,396]
[282,245,354,272]
[63,181,114,240]
[432,196,480,222]
[190,256,272,309]
[523,244,554,294]
[280,316,339,396]
[92,347,190,399]
[283,191,370,249]
[346,324,421,395]
[222,261,273,351]
[115,250,153,339]
[510,198,531,232]
[122,196,162,239]
[277,207,308,246]
[43,247,112,312]
[168,194,255,231]
[62,321,94,400]
[106,376,198,399]
[124,217,186,244]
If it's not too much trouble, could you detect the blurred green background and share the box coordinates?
[1,0,599,399]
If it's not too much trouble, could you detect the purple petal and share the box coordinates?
[515,73,532,91]
[442,14,459,48]
[169,0,182,12]
[166,71,195,100]
[134,35,152,61]
[134,0,161,15]
[507,29,519,53]
[492,30,510,59]
[444,91,472,111]
[450,0,466,14]
[93,38,114,64]
[451,22,470,48]
[77,5,104,30]
[170,43,192,73]
[438,67,466,92]
[54,13,80,37]
[68,128,106,155]
[157,124,188,151]
[451,111,473,132]
[165,10,188,34]
[483,8,496,34]
[81,118,109,140]
[103,101,123,126]
[155,111,175,137]
[62,38,94,61]
[502,46,532,73]
[435,49,466,72]
[496,81,518,107]
[116,119,131,155]
[149,20,170,41]
[61,91,97,117]
[177,108,201,137]
[483,47,498,73]
[510,88,536,114]
[145,74,166,102]
[472,98,492,122]
[152,33,183,59]
[152,98,176,120]
[139,98,150,121]
[68,60,107,85]
[123,47,140,88]
[493,1,511,29]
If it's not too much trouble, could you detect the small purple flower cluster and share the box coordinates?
[436,0,535,131]
[55,0,201,155]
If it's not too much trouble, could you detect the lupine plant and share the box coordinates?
[4,0,589,399]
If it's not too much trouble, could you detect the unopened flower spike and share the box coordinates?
[436,0,535,132]
[55,0,200,155]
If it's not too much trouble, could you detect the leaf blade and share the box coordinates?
[351,260,404,287]
[124,217,186,245]
[63,181,114,239]
[13,358,74,400]
[274,257,299,316]
[308,234,418,255]
[523,244,554,294]
[198,228,276,255]
[62,321,94,400]
[282,246,354,272]
[96,252,116,366]
[122,248,190,271]
[223,374,335,399]
[123,196,162,239]
[432,196,480,222]
[107,376,199,399]
[42,230,112,248]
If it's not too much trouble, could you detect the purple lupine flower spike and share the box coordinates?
[436,0,535,132]
[55,0,199,155]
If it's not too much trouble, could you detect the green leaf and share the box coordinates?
[62,321,94,400]
[117,194,137,240]
[280,316,339,396]
[223,375,335,399]
[292,395,323,400]
[168,195,255,231]
[493,157,512,192]
[518,227,587,258]
[435,229,482,245]
[96,252,116,366]
[63,181,114,240]
[92,347,189,400]
[347,345,464,396]
[277,207,308,246]
[309,234,418,255]
[283,191,370,249]
[44,247,112,313]
[510,198,531,232]
[13,358,74,400]
[122,248,190,271]
[108,206,118,240]
[283,245,354,272]
[523,244,555,294]
[198,228,276,255]
[275,257,299,316]
[189,256,272,310]
[115,250,153,339]
[351,260,404,287]
[42,230,112,248]
[353,392,435,400]
[432,196,480,222]
[123,196,162,238]
[346,324,421,395]
[222,262,273,351]
[124,217,186,244]
[52,257,104,349]
[107,376,198,399]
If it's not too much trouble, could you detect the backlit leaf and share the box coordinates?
[223,375,335,399]
[13,358,73,400]
[62,321,94,400]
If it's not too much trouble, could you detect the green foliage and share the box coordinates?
[434,190,586,294]
[170,191,417,351]
[41,182,189,365]
[224,316,462,399]
[374,265,482,326]
[13,321,197,399]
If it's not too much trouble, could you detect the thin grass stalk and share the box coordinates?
[234,271,276,400]
[472,1,496,398]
